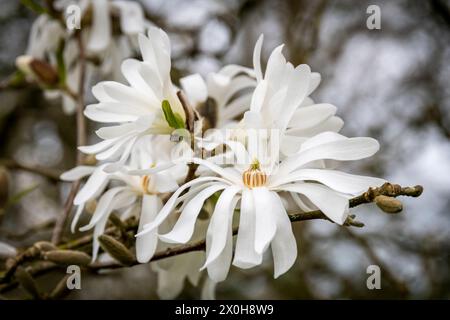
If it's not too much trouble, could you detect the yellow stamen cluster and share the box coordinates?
[242,159,267,188]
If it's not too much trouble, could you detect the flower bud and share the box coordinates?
[375,195,403,214]
[16,55,59,87]
[33,241,57,252]
[43,250,91,266]
[98,235,135,266]
[15,266,42,299]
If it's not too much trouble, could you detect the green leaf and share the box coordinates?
[161,100,185,129]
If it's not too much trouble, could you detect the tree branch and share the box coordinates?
[89,183,424,271]
[0,183,423,294]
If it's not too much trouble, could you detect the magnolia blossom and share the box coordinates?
[61,136,185,261]
[137,131,384,282]
[25,0,150,113]
[81,27,208,171]
[69,139,382,288]
[203,35,343,157]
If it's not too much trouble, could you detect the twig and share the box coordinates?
[349,183,423,207]
[87,183,424,271]
[51,31,87,245]
[0,159,62,182]
[176,90,200,184]
[176,90,196,132]
[0,183,423,292]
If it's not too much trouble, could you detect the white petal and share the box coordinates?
[287,116,344,137]
[205,195,239,282]
[78,137,121,155]
[253,34,264,82]
[206,225,233,282]
[126,162,174,176]
[60,166,95,181]
[85,105,139,123]
[279,183,349,224]
[74,165,110,205]
[252,187,277,254]
[121,59,159,103]
[180,74,207,106]
[249,80,267,113]
[191,158,242,185]
[276,135,380,178]
[277,169,386,195]
[280,135,307,156]
[136,177,232,236]
[92,213,109,261]
[95,101,148,117]
[152,172,179,194]
[215,64,255,79]
[95,135,136,161]
[94,81,153,111]
[220,94,252,121]
[160,183,227,243]
[102,135,139,173]
[270,192,297,278]
[79,187,126,231]
[288,103,337,130]
[307,72,321,95]
[136,194,162,263]
[264,45,286,82]
[71,203,85,233]
[233,188,263,268]
[277,64,311,131]
[202,186,241,268]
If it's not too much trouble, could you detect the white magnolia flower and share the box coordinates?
[137,131,384,282]
[25,0,150,113]
[203,35,343,157]
[81,27,205,171]
[247,36,343,138]
[61,136,185,261]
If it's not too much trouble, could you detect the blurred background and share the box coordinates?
[0,0,449,299]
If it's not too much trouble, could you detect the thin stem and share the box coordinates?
[0,183,423,292]
[0,159,62,182]
[51,31,87,245]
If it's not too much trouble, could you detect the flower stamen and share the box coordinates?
[243,159,267,188]
[141,175,151,194]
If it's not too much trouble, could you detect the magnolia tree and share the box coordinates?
[0,0,423,300]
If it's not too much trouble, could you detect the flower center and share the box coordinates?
[242,159,267,188]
